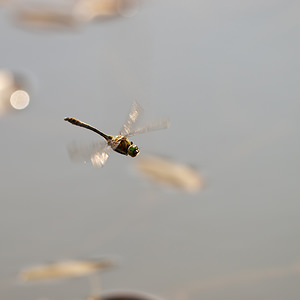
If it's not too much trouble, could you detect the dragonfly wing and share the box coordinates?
[119,101,143,136]
[90,147,113,168]
[126,118,170,137]
[66,141,112,168]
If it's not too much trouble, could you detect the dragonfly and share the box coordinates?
[64,101,169,168]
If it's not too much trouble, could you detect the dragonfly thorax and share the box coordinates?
[110,136,139,157]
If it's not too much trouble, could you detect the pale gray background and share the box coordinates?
[0,0,300,299]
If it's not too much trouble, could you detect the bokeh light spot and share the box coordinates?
[10,90,30,110]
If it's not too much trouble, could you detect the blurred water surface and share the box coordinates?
[0,1,300,299]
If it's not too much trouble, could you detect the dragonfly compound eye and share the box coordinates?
[128,145,140,157]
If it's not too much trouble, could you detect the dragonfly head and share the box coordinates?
[128,144,140,157]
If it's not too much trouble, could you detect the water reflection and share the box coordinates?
[0,69,31,115]
[74,0,141,21]
[135,154,204,193]
[17,257,165,300]
[11,0,141,30]
[14,4,79,30]
[19,257,116,281]
[89,290,164,300]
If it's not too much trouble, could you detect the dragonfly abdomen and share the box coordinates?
[64,117,110,141]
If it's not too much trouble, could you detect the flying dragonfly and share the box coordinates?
[64,101,169,168]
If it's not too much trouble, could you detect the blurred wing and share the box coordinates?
[66,141,112,168]
[126,118,170,137]
[90,148,112,168]
[119,101,143,136]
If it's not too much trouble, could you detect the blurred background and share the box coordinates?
[1,0,300,299]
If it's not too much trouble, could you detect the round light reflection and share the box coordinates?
[10,90,30,110]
